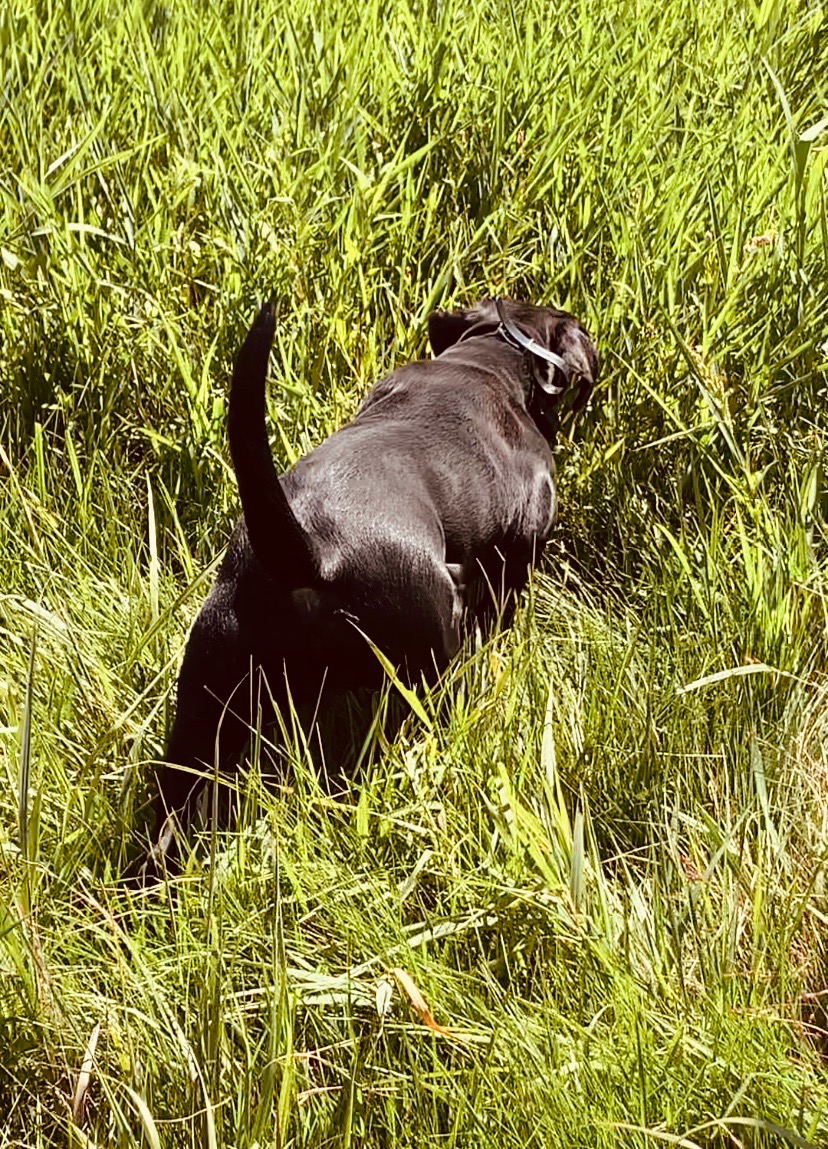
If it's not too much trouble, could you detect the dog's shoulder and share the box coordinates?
[357,351,518,424]
[356,359,434,416]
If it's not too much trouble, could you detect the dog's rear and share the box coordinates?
[149,306,464,859]
[145,297,597,873]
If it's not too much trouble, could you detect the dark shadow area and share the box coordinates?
[125,674,411,883]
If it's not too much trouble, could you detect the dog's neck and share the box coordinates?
[439,334,559,444]
[441,332,532,393]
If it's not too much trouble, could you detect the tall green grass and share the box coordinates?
[2,0,828,1143]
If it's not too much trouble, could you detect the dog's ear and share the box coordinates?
[427,310,473,356]
[555,319,599,412]
[527,311,599,441]
[558,321,599,388]
[427,300,500,357]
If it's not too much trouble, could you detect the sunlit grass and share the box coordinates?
[2,0,828,1144]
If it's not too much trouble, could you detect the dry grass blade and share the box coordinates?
[72,1020,101,1124]
[390,967,455,1039]
[677,662,803,694]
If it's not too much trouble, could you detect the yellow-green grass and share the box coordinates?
[2,0,828,1143]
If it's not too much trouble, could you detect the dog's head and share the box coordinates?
[428,298,599,437]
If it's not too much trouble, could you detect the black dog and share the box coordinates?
[148,298,598,866]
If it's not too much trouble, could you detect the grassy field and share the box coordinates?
[2,0,828,1143]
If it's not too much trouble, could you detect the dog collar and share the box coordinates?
[494,297,569,396]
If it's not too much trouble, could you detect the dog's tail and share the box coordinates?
[228,303,319,588]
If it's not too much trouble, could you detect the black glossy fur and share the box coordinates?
[148,298,597,864]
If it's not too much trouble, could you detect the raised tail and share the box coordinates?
[228,303,319,588]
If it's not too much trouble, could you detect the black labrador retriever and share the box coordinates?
[147,297,598,867]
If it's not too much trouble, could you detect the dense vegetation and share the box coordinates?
[2,0,828,1143]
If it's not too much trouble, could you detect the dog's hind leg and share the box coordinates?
[146,591,256,873]
[399,561,465,684]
